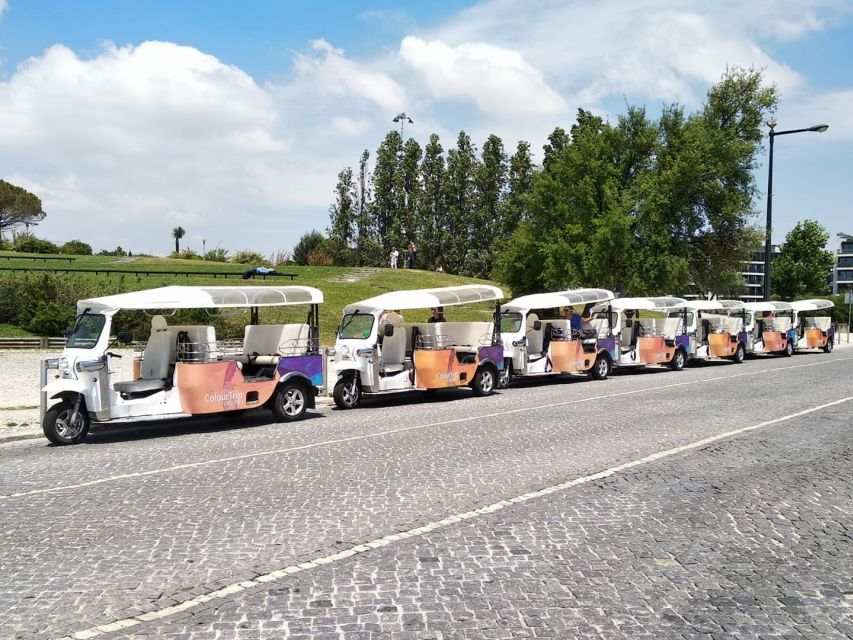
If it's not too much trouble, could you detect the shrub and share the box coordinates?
[60,240,93,255]
[306,249,334,266]
[293,231,331,266]
[272,249,292,265]
[12,233,59,254]
[169,249,202,260]
[205,247,229,262]
[29,302,75,336]
[231,250,266,264]
[98,246,128,256]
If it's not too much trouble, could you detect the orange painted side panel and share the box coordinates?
[177,361,277,414]
[806,328,827,348]
[708,333,737,357]
[132,359,141,380]
[637,336,673,364]
[413,349,477,389]
[762,331,785,352]
[550,340,593,372]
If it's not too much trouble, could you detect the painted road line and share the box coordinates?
[3,356,850,501]
[61,395,853,639]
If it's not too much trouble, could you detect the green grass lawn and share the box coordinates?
[0,323,35,338]
[0,251,510,345]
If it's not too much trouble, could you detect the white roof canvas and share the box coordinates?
[345,284,503,313]
[503,288,614,312]
[790,299,834,312]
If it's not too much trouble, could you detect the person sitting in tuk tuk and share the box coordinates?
[563,306,582,332]
[428,307,445,323]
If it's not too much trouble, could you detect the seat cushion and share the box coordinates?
[114,379,168,394]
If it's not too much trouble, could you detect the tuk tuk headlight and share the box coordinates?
[338,344,352,360]
[58,356,76,379]
[356,348,375,358]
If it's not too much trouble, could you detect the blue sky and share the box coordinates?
[0,0,851,257]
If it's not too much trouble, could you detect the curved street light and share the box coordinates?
[763,121,829,300]
[393,112,414,138]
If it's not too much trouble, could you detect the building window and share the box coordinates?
[841,242,853,254]
[837,269,853,281]
[838,256,853,267]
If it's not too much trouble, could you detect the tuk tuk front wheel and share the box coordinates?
[43,400,90,446]
[471,365,496,397]
[784,341,794,357]
[591,354,611,380]
[732,343,745,364]
[497,360,512,389]
[333,375,361,409]
[823,339,833,353]
[272,381,308,422]
[670,348,685,371]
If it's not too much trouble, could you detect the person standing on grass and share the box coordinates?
[408,241,417,269]
[390,246,399,269]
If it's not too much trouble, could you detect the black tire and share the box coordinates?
[42,400,90,446]
[333,375,361,409]
[784,341,793,357]
[497,359,513,389]
[272,380,309,422]
[823,339,833,353]
[591,354,611,380]
[732,343,745,364]
[471,365,496,397]
[670,348,685,371]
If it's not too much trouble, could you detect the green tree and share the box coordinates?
[171,226,186,253]
[500,140,534,237]
[353,150,381,266]
[0,180,45,241]
[396,138,423,250]
[327,167,356,266]
[417,134,447,271]
[292,230,330,266]
[444,131,478,275]
[372,131,403,251]
[771,220,835,298]
[60,239,93,255]
[468,134,507,278]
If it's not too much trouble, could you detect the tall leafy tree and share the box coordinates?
[171,226,186,253]
[468,134,507,278]
[0,180,45,241]
[443,131,479,275]
[327,167,356,266]
[771,219,835,298]
[500,140,534,236]
[396,138,423,250]
[372,131,404,252]
[354,150,381,266]
[417,134,447,271]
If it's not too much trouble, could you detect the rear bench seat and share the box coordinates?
[408,322,493,351]
[232,323,310,365]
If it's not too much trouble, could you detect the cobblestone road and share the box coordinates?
[1,352,851,639]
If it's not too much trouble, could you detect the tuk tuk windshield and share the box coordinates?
[500,312,523,333]
[339,313,374,340]
[66,313,106,349]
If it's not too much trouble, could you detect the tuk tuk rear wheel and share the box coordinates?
[732,343,745,364]
[43,400,90,446]
[591,354,611,380]
[670,349,685,371]
[472,365,496,397]
[272,381,308,422]
[823,339,833,353]
[333,376,361,409]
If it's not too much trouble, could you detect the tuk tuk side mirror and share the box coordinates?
[384,323,395,337]
[533,320,542,331]
[116,330,133,345]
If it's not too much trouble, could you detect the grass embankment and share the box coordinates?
[0,252,507,344]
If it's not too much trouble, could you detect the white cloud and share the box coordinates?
[0,1,7,20]
[780,89,853,140]
[292,39,406,111]
[399,36,565,119]
[331,115,371,136]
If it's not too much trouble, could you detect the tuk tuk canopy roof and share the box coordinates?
[605,296,688,311]
[790,299,834,312]
[503,288,614,313]
[685,299,745,311]
[742,301,793,313]
[344,285,503,313]
[78,285,324,314]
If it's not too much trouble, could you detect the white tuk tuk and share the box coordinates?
[738,301,796,356]
[498,288,615,387]
[41,285,325,445]
[330,285,504,409]
[791,299,835,353]
[589,297,690,371]
[674,299,748,364]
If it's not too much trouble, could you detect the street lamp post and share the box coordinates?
[392,112,413,138]
[763,121,829,301]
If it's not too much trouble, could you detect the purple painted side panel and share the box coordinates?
[276,354,323,386]
[829,326,835,339]
[675,334,691,351]
[597,336,617,360]
[738,331,748,344]
[478,345,505,370]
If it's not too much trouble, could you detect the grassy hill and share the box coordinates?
[0,252,507,345]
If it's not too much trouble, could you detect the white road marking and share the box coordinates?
[2,356,850,501]
[62,395,853,639]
